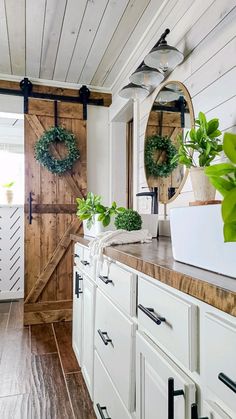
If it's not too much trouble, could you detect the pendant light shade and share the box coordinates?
[118,83,150,100]
[129,65,164,87]
[156,87,180,104]
[144,40,184,72]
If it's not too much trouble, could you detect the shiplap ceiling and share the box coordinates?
[0,0,164,90]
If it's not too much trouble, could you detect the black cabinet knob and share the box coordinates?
[191,403,208,419]
[97,329,113,346]
[168,378,184,419]
[81,260,90,266]
[96,404,111,419]
[99,275,113,285]
[138,304,165,325]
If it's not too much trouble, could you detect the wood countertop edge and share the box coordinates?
[71,234,236,317]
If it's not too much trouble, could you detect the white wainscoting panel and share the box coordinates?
[0,205,24,300]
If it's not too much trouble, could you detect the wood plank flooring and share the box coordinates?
[0,300,96,419]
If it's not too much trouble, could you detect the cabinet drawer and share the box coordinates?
[94,352,131,419]
[74,243,84,266]
[204,313,236,414]
[81,247,95,279]
[95,289,135,411]
[203,400,232,419]
[138,277,197,371]
[98,259,136,315]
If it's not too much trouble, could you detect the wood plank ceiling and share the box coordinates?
[0,0,164,90]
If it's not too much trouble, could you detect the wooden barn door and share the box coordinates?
[24,99,86,325]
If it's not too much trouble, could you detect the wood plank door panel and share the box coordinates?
[24,98,86,325]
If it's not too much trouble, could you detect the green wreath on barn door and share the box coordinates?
[34,101,80,174]
[145,135,178,178]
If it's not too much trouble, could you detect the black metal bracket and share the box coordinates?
[20,77,33,114]
[0,77,104,120]
[191,404,208,419]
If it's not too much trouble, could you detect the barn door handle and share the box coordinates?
[191,404,208,419]
[75,272,83,298]
[28,192,33,224]
[218,372,236,393]
[99,275,113,285]
[138,304,166,325]
[96,404,111,419]
[168,378,184,419]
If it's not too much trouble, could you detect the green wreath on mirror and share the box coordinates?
[35,126,80,174]
[145,135,178,178]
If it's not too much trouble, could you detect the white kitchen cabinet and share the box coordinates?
[72,266,84,365]
[81,275,96,399]
[203,400,232,419]
[136,331,196,419]
[94,351,132,419]
[95,289,136,411]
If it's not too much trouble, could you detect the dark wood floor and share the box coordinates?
[0,300,96,419]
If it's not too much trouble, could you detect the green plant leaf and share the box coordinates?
[102,214,111,227]
[221,188,236,222]
[223,221,236,242]
[96,204,106,213]
[207,119,219,135]
[223,132,236,164]
[208,177,234,197]
[205,163,235,177]
[208,129,221,139]
[198,112,208,131]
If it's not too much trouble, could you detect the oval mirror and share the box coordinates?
[144,80,194,204]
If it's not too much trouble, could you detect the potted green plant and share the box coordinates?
[172,112,222,201]
[76,192,125,237]
[2,181,15,205]
[205,132,236,242]
[115,209,142,231]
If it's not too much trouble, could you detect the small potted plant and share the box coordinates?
[115,209,142,231]
[2,181,15,205]
[76,192,125,237]
[172,112,222,201]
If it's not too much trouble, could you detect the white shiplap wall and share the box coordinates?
[136,0,236,214]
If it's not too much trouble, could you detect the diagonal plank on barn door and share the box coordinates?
[25,114,84,198]
[25,218,82,304]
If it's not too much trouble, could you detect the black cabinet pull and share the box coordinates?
[218,372,236,393]
[97,329,112,346]
[138,304,165,325]
[74,253,80,259]
[96,404,111,419]
[191,403,208,419]
[75,272,83,298]
[168,378,184,419]
[81,260,90,266]
[99,275,113,285]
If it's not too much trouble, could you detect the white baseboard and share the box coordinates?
[0,290,24,301]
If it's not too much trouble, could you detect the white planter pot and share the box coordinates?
[170,204,236,277]
[190,167,216,201]
[6,190,13,205]
[141,214,158,238]
[83,215,116,238]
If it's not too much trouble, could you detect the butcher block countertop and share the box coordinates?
[71,235,236,317]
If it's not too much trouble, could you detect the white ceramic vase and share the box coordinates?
[83,215,115,238]
[190,167,216,201]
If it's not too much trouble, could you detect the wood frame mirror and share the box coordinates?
[144,80,194,204]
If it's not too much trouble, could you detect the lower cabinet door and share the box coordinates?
[136,331,196,419]
[81,275,96,399]
[94,351,132,419]
[203,400,232,419]
[72,267,83,366]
